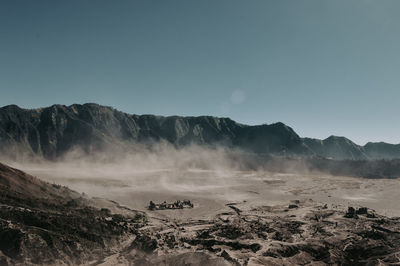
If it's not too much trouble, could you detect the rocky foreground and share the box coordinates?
[108,201,400,266]
[0,162,147,265]
[1,162,400,265]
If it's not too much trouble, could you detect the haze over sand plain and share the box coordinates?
[12,159,400,220]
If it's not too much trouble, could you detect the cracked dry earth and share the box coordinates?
[99,201,400,266]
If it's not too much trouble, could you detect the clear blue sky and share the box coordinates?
[1,0,399,145]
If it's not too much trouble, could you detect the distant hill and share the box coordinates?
[0,103,399,160]
[303,136,368,160]
[364,142,400,159]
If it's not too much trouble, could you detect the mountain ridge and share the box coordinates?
[0,103,398,160]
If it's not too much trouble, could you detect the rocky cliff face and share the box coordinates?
[0,104,310,159]
[1,103,399,160]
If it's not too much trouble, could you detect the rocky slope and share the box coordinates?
[1,103,400,160]
[0,162,147,265]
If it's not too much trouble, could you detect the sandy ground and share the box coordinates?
[4,162,400,265]
[14,163,400,220]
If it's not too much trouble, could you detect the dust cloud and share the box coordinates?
[4,142,400,219]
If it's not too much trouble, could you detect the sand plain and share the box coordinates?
[15,164,400,219]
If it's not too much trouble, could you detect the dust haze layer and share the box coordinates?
[1,103,400,161]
